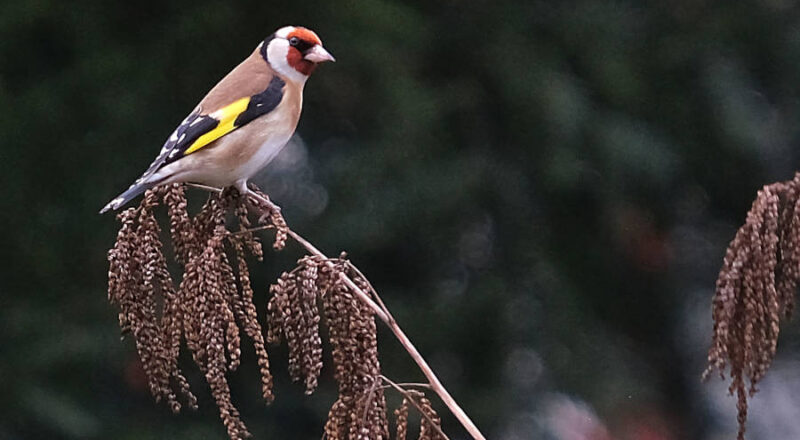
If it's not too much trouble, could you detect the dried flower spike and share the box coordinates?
[706,173,800,440]
[108,185,286,439]
[107,183,459,440]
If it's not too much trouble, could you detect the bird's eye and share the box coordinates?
[289,37,299,46]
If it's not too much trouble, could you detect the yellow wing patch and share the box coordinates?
[183,97,251,155]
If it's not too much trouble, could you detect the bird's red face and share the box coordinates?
[263,26,335,83]
[285,28,334,76]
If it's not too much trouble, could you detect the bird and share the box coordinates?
[100,25,334,214]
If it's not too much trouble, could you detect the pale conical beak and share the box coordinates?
[304,45,336,63]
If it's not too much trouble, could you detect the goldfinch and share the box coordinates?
[100,25,334,213]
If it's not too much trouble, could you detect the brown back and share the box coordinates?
[199,46,276,113]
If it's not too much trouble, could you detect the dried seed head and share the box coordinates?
[706,173,800,440]
[391,390,445,440]
[414,392,443,440]
[108,189,197,413]
[249,186,288,250]
[267,256,324,394]
[230,238,274,402]
[394,397,410,440]
[108,183,401,440]
[167,219,255,439]
[233,194,264,260]
[164,183,193,264]
[321,261,388,440]
[268,254,391,438]
[107,184,283,440]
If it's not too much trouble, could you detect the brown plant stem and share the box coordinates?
[189,183,486,440]
[379,383,432,390]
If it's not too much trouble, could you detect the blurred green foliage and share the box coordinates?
[2,1,800,439]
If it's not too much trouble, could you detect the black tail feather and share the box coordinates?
[99,181,153,214]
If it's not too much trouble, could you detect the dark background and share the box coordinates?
[3,1,800,439]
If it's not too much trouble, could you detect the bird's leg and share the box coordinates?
[234,180,249,196]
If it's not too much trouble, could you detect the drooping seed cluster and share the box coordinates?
[394,397,409,440]
[108,184,286,439]
[108,188,198,414]
[248,185,288,250]
[393,390,444,440]
[705,173,800,440]
[108,183,446,440]
[268,255,390,439]
[267,255,324,393]
[414,392,443,440]
[321,261,389,440]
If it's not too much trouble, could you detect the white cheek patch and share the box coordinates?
[266,39,308,84]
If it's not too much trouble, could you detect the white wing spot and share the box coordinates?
[160,140,175,154]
